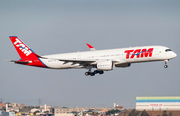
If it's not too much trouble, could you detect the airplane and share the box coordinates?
[8,36,177,76]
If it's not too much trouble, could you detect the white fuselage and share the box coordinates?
[40,46,177,69]
[9,36,177,76]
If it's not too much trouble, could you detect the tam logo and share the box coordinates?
[14,38,32,56]
[124,48,154,59]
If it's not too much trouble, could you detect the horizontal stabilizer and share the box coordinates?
[6,60,29,64]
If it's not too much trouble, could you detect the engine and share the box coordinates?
[115,63,131,68]
[97,61,114,71]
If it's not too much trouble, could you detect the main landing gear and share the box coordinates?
[164,60,169,68]
[85,70,104,76]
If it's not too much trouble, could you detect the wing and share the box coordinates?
[40,56,127,67]
[58,59,97,67]
[40,56,97,66]
[48,57,126,66]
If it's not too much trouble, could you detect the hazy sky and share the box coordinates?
[0,0,180,108]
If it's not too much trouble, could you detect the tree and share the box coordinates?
[141,110,149,116]
[106,109,121,115]
[169,112,172,116]
[44,111,49,114]
[162,110,168,116]
[33,110,40,115]
[128,109,140,116]
[2,106,6,111]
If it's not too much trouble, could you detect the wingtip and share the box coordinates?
[86,43,94,48]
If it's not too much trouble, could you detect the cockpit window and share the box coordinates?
[165,49,172,52]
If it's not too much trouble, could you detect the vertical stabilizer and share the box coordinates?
[9,36,35,59]
[9,36,47,68]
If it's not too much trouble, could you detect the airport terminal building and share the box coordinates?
[136,96,180,111]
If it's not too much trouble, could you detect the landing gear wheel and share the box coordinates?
[85,69,104,76]
[85,72,89,76]
[164,65,168,68]
[90,72,95,76]
[99,71,104,74]
[94,70,99,74]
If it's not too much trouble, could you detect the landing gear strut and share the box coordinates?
[164,60,169,68]
[85,70,104,76]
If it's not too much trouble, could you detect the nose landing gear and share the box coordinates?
[164,60,169,68]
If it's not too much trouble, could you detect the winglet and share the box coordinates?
[86,43,96,51]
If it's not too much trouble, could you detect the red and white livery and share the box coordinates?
[8,36,177,76]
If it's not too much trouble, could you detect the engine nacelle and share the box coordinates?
[97,61,114,71]
[115,63,131,68]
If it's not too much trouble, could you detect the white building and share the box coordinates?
[136,96,180,111]
[52,107,73,116]
[2,112,15,116]
[31,108,41,113]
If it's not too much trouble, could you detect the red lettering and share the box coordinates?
[141,48,154,58]
[130,49,141,58]
[125,48,154,59]
[124,50,134,59]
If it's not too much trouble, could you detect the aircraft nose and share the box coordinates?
[172,52,177,58]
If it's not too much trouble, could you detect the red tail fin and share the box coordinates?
[9,36,47,68]
[9,36,36,59]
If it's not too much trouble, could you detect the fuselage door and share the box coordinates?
[77,55,81,59]
[155,48,159,55]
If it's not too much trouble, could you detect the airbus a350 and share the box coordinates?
[8,36,177,76]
